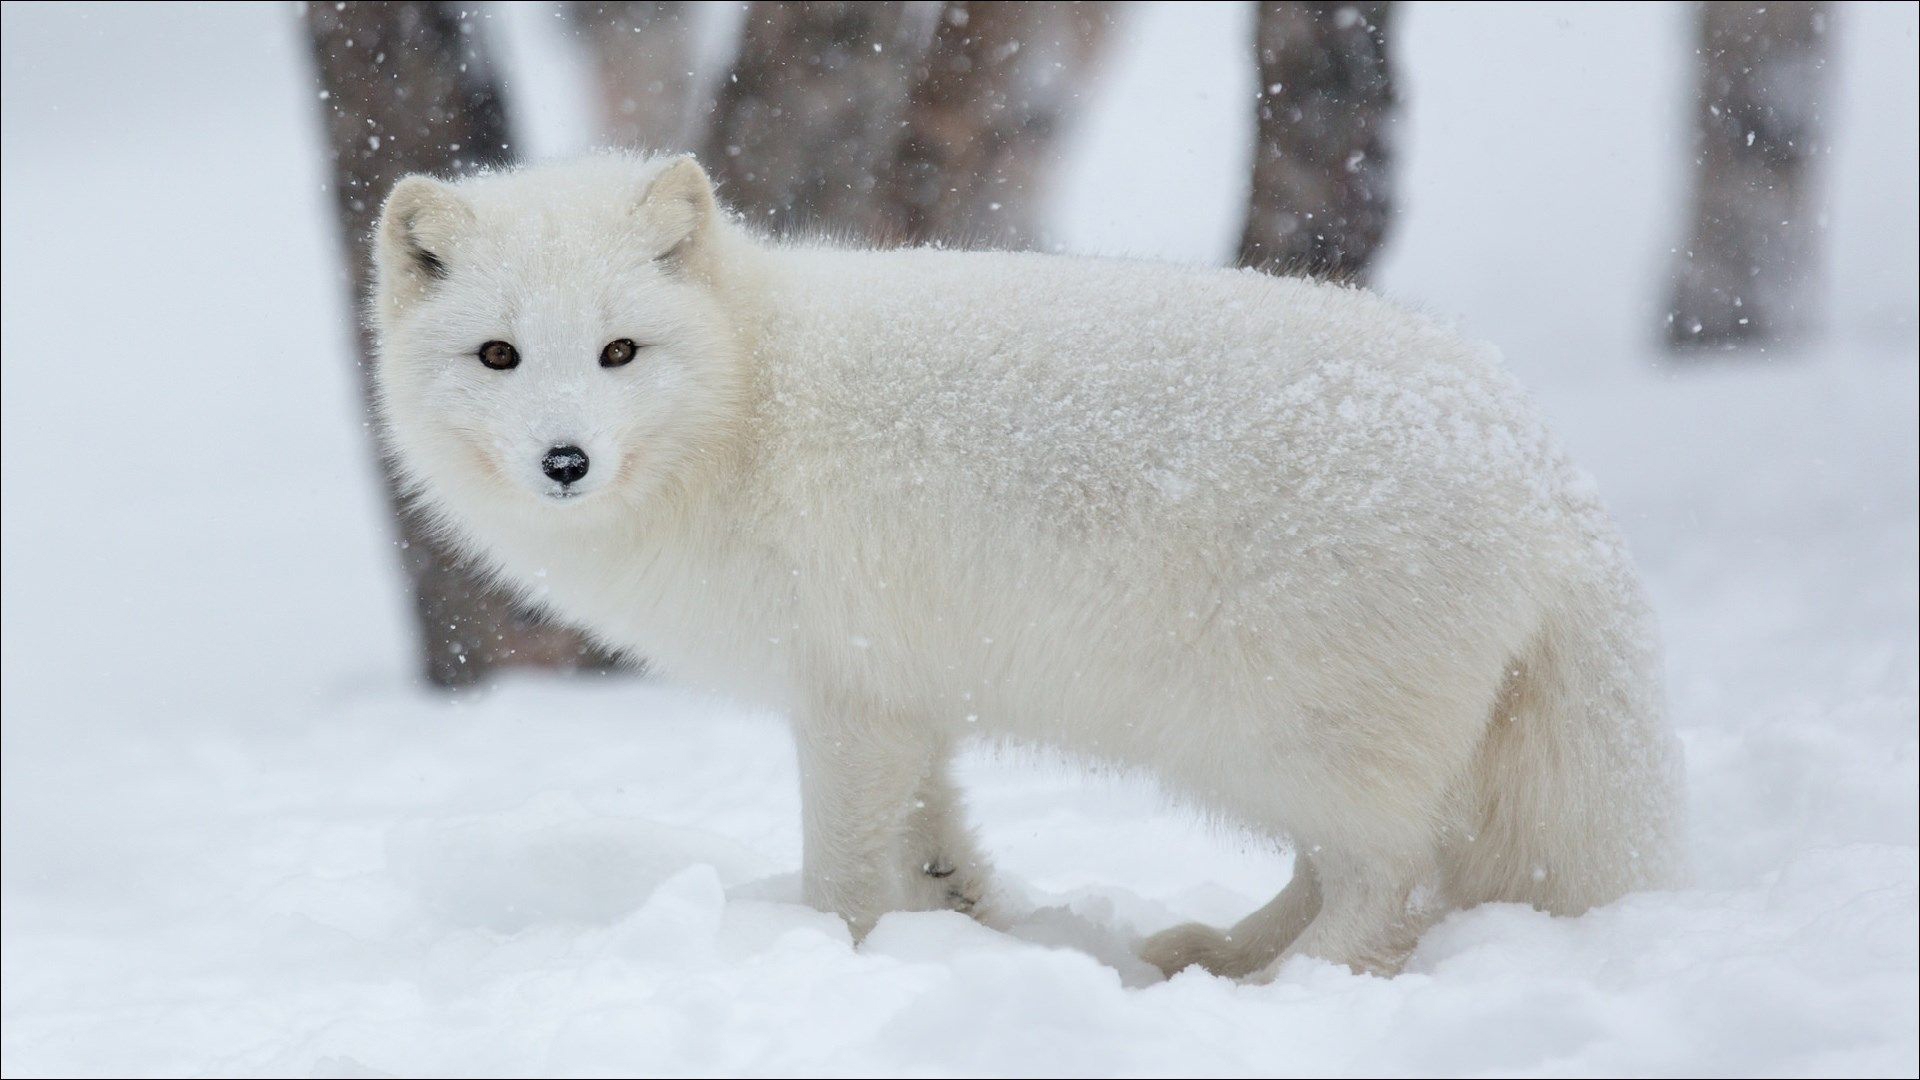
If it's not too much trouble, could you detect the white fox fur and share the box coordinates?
[370,154,1683,977]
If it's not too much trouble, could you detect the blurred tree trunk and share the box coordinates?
[702,2,937,235]
[1666,2,1832,351]
[873,1,1117,248]
[1239,1,1395,282]
[307,2,614,688]
[629,1,1110,246]
[565,2,698,152]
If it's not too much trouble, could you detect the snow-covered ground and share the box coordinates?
[3,3,1915,1076]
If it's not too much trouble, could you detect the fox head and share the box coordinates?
[370,155,745,539]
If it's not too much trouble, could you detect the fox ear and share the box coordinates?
[637,155,717,266]
[375,175,473,301]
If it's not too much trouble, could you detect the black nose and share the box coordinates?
[541,445,590,485]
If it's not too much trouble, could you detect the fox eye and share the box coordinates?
[600,339,640,368]
[477,340,519,371]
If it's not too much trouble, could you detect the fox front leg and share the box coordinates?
[898,750,997,924]
[793,694,936,939]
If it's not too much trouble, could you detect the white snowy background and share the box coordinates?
[3,3,1915,1076]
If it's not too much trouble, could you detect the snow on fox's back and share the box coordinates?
[371,153,1683,978]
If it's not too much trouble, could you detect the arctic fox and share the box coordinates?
[371,154,1683,978]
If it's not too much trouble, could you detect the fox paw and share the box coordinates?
[909,856,994,923]
[1140,921,1256,979]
